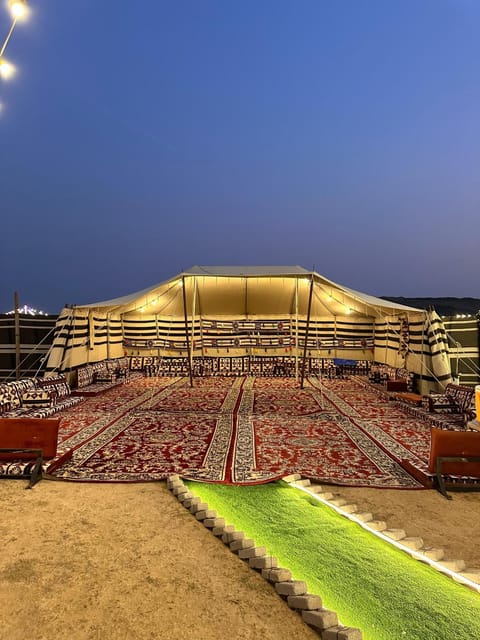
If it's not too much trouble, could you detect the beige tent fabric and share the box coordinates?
[45,267,441,379]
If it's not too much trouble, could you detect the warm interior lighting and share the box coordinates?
[0,57,15,79]
[9,0,28,20]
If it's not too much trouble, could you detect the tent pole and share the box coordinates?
[384,317,389,365]
[155,313,160,360]
[196,281,205,359]
[300,275,314,389]
[420,317,425,389]
[182,276,194,387]
[120,313,127,360]
[295,279,299,381]
[334,316,337,357]
[14,291,20,380]
[106,312,110,360]
[190,277,197,375]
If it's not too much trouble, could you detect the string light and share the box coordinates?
[9,1,29,20]
[6,304,47,316]
[1,0,31,111]
[0,56,14,79]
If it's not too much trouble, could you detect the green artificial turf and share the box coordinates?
[185,481,480,640]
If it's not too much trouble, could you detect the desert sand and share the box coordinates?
[1,478,479,640]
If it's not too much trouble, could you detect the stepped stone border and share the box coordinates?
[283,474,480,592]
[166,474,363,639]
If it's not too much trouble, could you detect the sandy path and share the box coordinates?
[0,480,319,640]
[1,479,479,640]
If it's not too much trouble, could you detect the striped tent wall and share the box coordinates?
[46,311,378,372]
[424,310,452,387]
[443,315,480,387]
[45,310,124,373]
[373,311,452,392]
[44,306,471,395]
[121,314,376,359]
[373,314,424,371]
[123,316,373,355]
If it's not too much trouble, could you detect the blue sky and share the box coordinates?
[1,0,479,313]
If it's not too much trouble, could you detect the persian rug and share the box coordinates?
[307,378,431,473]
[52,377,244,482]
[49,375,431,486]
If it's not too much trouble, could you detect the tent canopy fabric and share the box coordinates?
[76,266,422,318]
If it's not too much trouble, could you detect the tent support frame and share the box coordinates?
[300,275,314,389]
[182,276,194,387]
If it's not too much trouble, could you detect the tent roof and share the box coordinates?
[73,266,424,317]
[184,265,311,277]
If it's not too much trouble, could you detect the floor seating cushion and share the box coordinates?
[425,384,474,429]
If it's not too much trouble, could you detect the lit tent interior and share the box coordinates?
[45,266,451,391]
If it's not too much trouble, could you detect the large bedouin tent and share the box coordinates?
[45,266,452,391]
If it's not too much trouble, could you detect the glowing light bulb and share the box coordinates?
[0,58,15,80]
[9,0,28,20]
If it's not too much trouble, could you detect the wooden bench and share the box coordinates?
[428,427,480,499]
[0,417,61,488]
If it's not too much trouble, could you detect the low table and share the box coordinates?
[395,392,423,407]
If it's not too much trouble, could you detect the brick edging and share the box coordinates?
[166,474,362,640]
[282,474,480,592]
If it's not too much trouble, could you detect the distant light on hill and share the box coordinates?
[5,305,48,316]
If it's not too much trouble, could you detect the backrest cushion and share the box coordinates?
[22,390,53,408]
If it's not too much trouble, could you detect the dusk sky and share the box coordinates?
[1,0,479,313]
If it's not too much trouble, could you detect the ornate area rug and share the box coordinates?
[50,376,430,486]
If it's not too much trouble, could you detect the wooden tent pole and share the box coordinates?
[300,275,314,389]
[190,277,197,374]
[196,281,205,359]
[295,279,299,381]
[14,291,20,380]
[182,276,194,387]
[106,312,111,360]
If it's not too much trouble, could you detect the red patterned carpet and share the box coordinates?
[50,375,431,486]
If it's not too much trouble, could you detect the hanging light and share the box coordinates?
[8,0,28,20]
[0,56,15,79]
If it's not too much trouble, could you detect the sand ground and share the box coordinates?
[1,479,479,640]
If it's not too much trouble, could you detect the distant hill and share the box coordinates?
[381,297,480,316]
